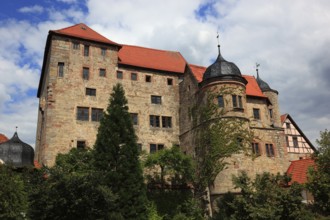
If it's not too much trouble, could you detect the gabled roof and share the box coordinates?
[118,45,186,73]
[287,158,315,185]
[281,114,316,151]
[0,133,8,144]
[188,64,267,98]
[51,23,120,46]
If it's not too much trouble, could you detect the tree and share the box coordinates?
[214,172,312,220]
[0,165,27,220]
[306,129,330,216]
[93,83,147,219]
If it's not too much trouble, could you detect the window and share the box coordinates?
[269,109,273,119]
[150,144,164,153]
[99,69,106,77]
[146,75,152,82]
[117,71,123,79]
[150,115,160,127]
[162,116,172,128]
[73,42,80,50]
[83,67,89,80]
[252,143,260,155]
[131,72,137,81]
[86,88,96,96]
[84,45,89,56]
[77,140,86,149]
[101,48,106,56]
[253,108,260,119]
[286,122,291,129]
[137,143,142,152]
[265,144,274,157]
[232,95,243,108]
[58,62,64,77]
[92,108,103,122]
[293,137,298,148]
[77,107,89,121]
[218,95,224,107]
[130,113,138,125]
[151,95,162,104]
[167,78,173,85]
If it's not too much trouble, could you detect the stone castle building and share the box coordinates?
[35,23,315,198]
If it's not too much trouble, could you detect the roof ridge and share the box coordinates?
[122,44,181,54]
[189,63,206,68]
[52,23,85,32]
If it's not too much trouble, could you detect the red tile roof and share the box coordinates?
[188,64,267,98]
[51,23,120,46]
[281,114,288,124]
[287,158,316,185]
[118,45,186,73]
[0,133,8,144]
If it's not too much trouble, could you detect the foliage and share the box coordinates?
[306,129,330,216]
[147,202,163,220]
[93,83,147,219]
[214,172,312,220]
[0,165,27,220]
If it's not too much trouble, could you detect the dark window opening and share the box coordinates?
[167,78,173,85]
[86,88,96,96]
[286,122,291,129]
[218,95,224,107]
[150,144,164,153]
[293,137,299,148]
[266,144,274,157]
[131,72,137,81]
[73,42,80,50]
[253,108,260,119]
[117,71,123,79]
[77,107,89,121]
[269,109,273,118]
[151,95,162,104]
[58,62,64,77]
[162,116,172,128]
[92,108,103,122]
[146,75,152,82]
[84,45,89,56]
[83,67,89,80]
[101,48,106,56]
[77,141,86,149]
[130,113,138,125]
[150,115,160,127]
[252,143,260,155]
[99,69,106,77]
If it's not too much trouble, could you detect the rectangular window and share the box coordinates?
[232,95,243,108]
[167,78,173,85]
[137,143,142,152]
[146,75,152,82]
[218,95,224,107]
[150,115,160,127]
[151,95,162,104]
[130,113,138,125]
[131,72,137,81]
[77,140,86,149]
[84,45,89,56]
[149,144,164,153]
[293,137,298,148]
[73,42,80,50]
[117,71,123,79]
[162,116,172,128]
[86,88,96,96]
[83,67,89,80]
[92,108,103,122]
[58,62,64,77]
[269,109,273,118]
[238,96,243,108]
[232,95,237,107]
[99,69,106,77]
[101,48,106,56]
[286,122,291,129]
[77,107,89,121]
[252,143,260,155]
[253,108,260,119]
[266,144,274,157]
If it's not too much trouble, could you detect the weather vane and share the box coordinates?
[15,126,18,132]
[256,63,260,77]
[217,30,220,55]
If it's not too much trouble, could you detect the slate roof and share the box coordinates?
[287,158,315,185]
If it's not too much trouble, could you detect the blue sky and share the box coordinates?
[0,0,330,148]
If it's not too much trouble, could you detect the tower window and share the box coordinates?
[150,115,160,127]
[77,140,86,149]
[265,144,274,157]
[146,75,152,82]
[92,108,103,122]
[83,67,89,80]
[217,96,224,107]
[232,95,243,108]
[86,88,96,96]
[84,45,89,56]
[252,143,260,155]
[269,109,273,118]
[253,108,260,119]
[58,62,64,77]
[167,78,173,85]
[162,116,172,128]
[99,69,106,77]
[77,107,89,121]
[130,113,138,125]
[151,95,162,104]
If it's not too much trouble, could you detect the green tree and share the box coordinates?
[306,129,330,216]
[94,83,147,219]
[0,165,28,220]
[214,172,312,220]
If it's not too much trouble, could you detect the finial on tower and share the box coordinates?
[217,30,220,55]
[15,126,18,132]
[256,63,260,78]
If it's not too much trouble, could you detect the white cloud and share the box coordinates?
[56,0,77,3]
[18,5,44,14]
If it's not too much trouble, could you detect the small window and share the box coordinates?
[253,108,260,119]
[265,144,274,157]
[99,69,106,77]
[77,107,89,121]
[238,96,243,108]
[84,45,89,56]
[131,73,137,81]
[150,115,160,127]
[232,95,237,107]
[117,71,123,79]
[83,67,89,80]
[232,95,243,108]
[86,88,96,96]
[92,108,103,122]
[286,122,291,129]
[130,113,138,125]
[218,96,224,107]
[101,48,106,56]
[77,140,86,149]
[269,109,273,119]
[252,143,260,155]
[149,144,164,153]
[162,116,172,128]
[58,62,64,77]
[73,42,80,50]
[167,78,173,85]
[293,137,298,148]
[151,95,162,104]
[146,75,152,82]
[137,143,142,152]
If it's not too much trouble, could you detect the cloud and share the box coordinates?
[18,5,44,14]
[56,0,77,3]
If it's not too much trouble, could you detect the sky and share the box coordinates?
[0,0,329,148]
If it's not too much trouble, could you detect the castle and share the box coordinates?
[35,23,315,199]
